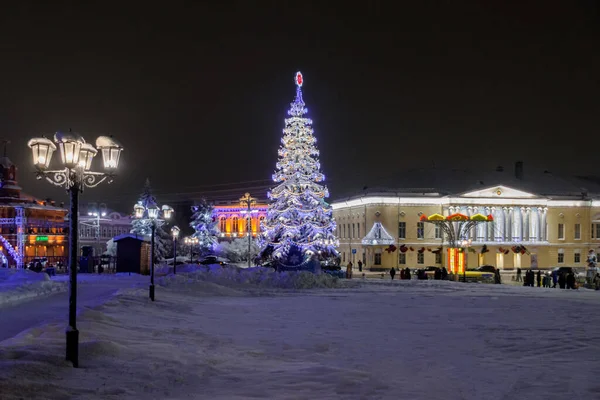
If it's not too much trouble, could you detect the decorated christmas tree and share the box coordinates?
[189,198,218,256]
[259,72,338,269]
[130,178,170,260]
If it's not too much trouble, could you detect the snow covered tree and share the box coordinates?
[190,198,218,256]
[130,178,171,260]
[217,238,260,263]
[104,238,117,257]
[259,72,339,268]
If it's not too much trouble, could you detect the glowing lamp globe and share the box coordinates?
[95,136,123,170]
[134,203,145,219]
[147,205,160,220]
[27,137,57,170]
[171,225,180,239]
[54,131,85,169]
[78,142,98,171]
[162,205,174,220]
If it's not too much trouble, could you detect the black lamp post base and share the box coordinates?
[66,327,79,368]
[149,284,155,301]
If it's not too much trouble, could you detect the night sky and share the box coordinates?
[1,1,598,213]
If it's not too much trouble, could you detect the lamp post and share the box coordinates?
[171,226,180,274]
[27,132,123,368]
[133,202,173,301]
[85,202,107,257]
[184,236,198,263]
[240,193,256,268]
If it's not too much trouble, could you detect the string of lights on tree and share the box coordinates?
[259,72,339,266]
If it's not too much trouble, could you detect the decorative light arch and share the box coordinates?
[0,235,21,267]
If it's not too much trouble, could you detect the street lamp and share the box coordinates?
[132,201,173,301]
[240,193,256,268]
[171,226,180,274]
[85,202,107,257]
[184,236,198,263]
[27,131,123,368]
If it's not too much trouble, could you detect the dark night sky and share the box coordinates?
[0,1,598,213]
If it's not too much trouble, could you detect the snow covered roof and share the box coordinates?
[334,165,600,202]
[362,222,395,246]
[114,233,150,242]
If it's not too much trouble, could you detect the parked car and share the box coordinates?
[469,265,496,273]
[199,256,227,265]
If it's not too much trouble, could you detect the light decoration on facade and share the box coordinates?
[259,72,339,266]
[0,235,20,266]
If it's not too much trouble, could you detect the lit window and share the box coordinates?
[232,217,239,232]
[219,217,226,232]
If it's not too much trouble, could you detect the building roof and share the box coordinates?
[333,165,600,203]
[114,233,149,242]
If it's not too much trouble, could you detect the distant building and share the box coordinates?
[212,200,268,240]
[0,157,68,267]
[332,162,600,271]
[78,203,133,255]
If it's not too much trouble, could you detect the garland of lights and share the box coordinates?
[258,71,339,266]
[0,235,21,266]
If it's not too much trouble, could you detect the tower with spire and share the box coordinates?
[258,72,339,269]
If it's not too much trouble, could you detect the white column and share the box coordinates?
[495,207,504,241]
[523,207,530,241]
[512,207,521,241]
[537,207,544,241]
[476,206,485,241]
[485,207,496,242]
[541,207,548,241]
[530,208,538,241]
[505,207,511,242]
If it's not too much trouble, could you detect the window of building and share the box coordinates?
[357,223,360,239]
[592,224,595,239]
[399,253,406,265]
[219,218,226,232]
[352,223,356,239]
[435,225,442,239]
[342,252,345,262]
[574,223,581,240]
[398,222,406,239]
[435,252,442,264]
[417,252,424,264]
[596,224,600,239]
[374,253,382,265]
[558,250,564,264]
[347,224,351,238]
[343,224,346,238]
[232,217,239,232]
[574,251,581,263]
[558,223,564,240]
[417,222,424,239]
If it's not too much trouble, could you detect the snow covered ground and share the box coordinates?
[0,268,66,306]
[1,266,599,399]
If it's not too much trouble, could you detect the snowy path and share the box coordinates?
[1,276,600,399]
[0,275,146,342]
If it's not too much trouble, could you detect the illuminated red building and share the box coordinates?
[0,157,68,267]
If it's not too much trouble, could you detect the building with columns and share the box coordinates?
[332,164,600,271]
[212,200,268,240]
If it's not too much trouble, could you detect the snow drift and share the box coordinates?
[0,269,66,306]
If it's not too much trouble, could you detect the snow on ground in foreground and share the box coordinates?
[0,269,66,306]
[1,271,600,400]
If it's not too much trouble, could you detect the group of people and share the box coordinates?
[516,267,578,289]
